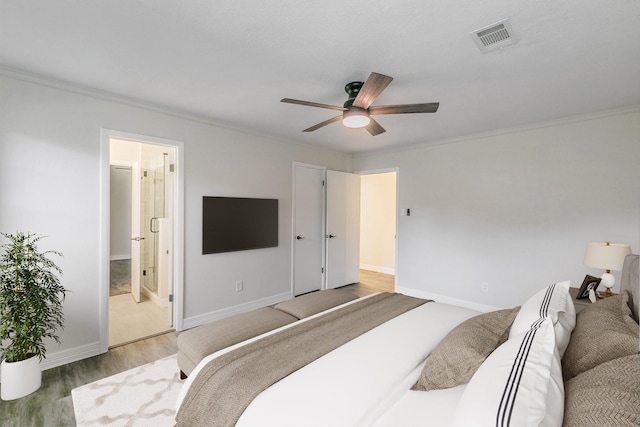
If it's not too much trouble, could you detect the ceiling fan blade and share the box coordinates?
[353,72,393,109]
[302,115,342,132]
[281,98,346,111]
[370,103,440,115]
[365,118,386,136]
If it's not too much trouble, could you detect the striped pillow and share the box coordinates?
[510,280,575,356]
[452,317,564,427]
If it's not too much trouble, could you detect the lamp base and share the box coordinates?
[599,287,614,298]
[599,272,615,298]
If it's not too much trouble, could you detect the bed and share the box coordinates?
[176,254,639,426]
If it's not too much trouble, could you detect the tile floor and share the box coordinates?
[109,293,172,347]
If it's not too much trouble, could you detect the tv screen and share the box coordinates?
[202,196,278,254]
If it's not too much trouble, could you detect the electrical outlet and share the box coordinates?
[235,280,243,292]
[481,282,489,292]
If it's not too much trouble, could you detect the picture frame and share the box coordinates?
[576,275,601,299]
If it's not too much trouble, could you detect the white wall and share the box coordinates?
[109,166,131,259]
[360,172,396,274]
[353,109,640,310]
[0,71,351,367]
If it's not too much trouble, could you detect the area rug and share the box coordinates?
[72,354,181,426]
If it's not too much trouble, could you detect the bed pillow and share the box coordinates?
[452,317,564,427]
[411,307,520,391]
[562,291,639,381]
[510,280,575,356]
[563,354,640,427]
[274,289,359,319]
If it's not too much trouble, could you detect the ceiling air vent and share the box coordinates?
[470,19,517,53]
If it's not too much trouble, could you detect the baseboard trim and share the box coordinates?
[396,286,501,313]
[360,264,395,275]
[182,291,293,330]
[42,341,103,372]
[141,287,168,308]
[0,342,103,383]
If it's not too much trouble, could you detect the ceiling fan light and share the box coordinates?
[342,108,370,129]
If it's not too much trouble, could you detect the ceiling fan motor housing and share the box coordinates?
[343,81,364,108]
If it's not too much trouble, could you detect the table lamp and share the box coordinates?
[583,242,632,297]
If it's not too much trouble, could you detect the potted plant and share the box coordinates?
[0,232,67,400]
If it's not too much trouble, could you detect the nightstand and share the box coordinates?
[569,287,617,313]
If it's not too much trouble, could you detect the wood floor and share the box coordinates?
[0,270,393,426]
[338,269,395,297]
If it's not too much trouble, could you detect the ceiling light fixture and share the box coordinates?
[342,107,370,128]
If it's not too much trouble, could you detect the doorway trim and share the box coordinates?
[99,129,185,353]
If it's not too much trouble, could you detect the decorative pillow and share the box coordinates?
[411,307,520,391]
[563,354,640,427]
[562,291,639,381]
[274,289,359,319]
[510,280,575,356]
[452,317,564,427]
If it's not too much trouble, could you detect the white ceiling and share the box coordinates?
[1,1,639,154]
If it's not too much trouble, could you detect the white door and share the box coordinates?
[292,164,325,295]
[326,170,361,289]
[130,162,142,303]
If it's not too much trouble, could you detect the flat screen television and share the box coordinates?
[202,196,278,254]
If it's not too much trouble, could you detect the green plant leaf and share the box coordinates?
[0,232,67,363]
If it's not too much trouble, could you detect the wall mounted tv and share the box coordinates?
[202,196,278,254]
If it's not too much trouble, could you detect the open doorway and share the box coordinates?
[108,138,176,347]
[359,171,397,292]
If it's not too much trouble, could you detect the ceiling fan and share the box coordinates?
[281,72,439,136]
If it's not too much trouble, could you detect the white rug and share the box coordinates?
[72,354,181,426]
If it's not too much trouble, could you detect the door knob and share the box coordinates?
[327,234,335,238]
[131,236,145,241]
[296,235,305,240]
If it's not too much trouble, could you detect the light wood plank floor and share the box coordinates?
[339,269,395,296]
[0,270,393,426]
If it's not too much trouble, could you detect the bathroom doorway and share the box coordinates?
[109,138,176,346]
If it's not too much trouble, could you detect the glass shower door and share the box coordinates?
[139,144,168,300]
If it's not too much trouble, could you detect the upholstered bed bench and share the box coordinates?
[273,288,359,319]
[177,289,358,378]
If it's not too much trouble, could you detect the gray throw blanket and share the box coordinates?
[175,292,429,426]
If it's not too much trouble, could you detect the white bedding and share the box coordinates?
[177,296,479,426]
[178,265,640,427]
[372,375,467,427]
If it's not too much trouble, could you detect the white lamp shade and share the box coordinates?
[583,242,632,271]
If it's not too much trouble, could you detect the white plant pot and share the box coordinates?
[1,355,42,400]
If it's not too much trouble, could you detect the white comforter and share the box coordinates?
[177,295,479,426]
